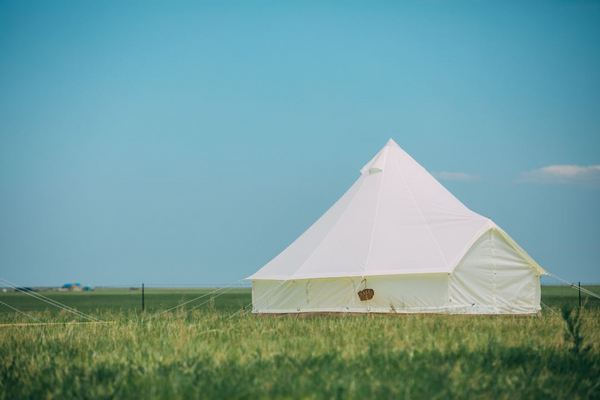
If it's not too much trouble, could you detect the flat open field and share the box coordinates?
[1,286,599,399]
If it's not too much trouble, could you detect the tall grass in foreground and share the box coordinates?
[1,305,599,399]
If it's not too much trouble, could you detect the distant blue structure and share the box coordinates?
[61,282,83,291]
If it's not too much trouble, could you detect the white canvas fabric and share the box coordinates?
[249,139,545,314]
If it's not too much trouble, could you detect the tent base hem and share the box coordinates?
[252,306,541,315]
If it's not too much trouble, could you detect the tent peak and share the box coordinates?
[385,138,399,147]
[360,139,399,174]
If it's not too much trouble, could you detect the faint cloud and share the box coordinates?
[520,164,600,186]
[435,171,479,182]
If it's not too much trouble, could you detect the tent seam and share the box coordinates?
[493,227,546,275]
[447,221,495,274]
[290,177,367,280]
[490,230,498,311]
[362,146,388,276]
[393,153,450,267]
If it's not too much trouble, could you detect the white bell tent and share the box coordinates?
[248,139,545,314]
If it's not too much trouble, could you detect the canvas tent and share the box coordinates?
[248,139,545,314]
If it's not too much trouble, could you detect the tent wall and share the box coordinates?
[252,229,541,315]
[448,229,541,314]
[252,274,449,314]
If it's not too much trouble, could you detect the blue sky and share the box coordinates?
[1,1,599,286]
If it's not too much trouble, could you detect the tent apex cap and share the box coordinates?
[385,138,399,147]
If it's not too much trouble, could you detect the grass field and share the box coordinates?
[0,286,599,399]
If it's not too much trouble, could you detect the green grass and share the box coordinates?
[0,287,250,315]
[0,286,599,399]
